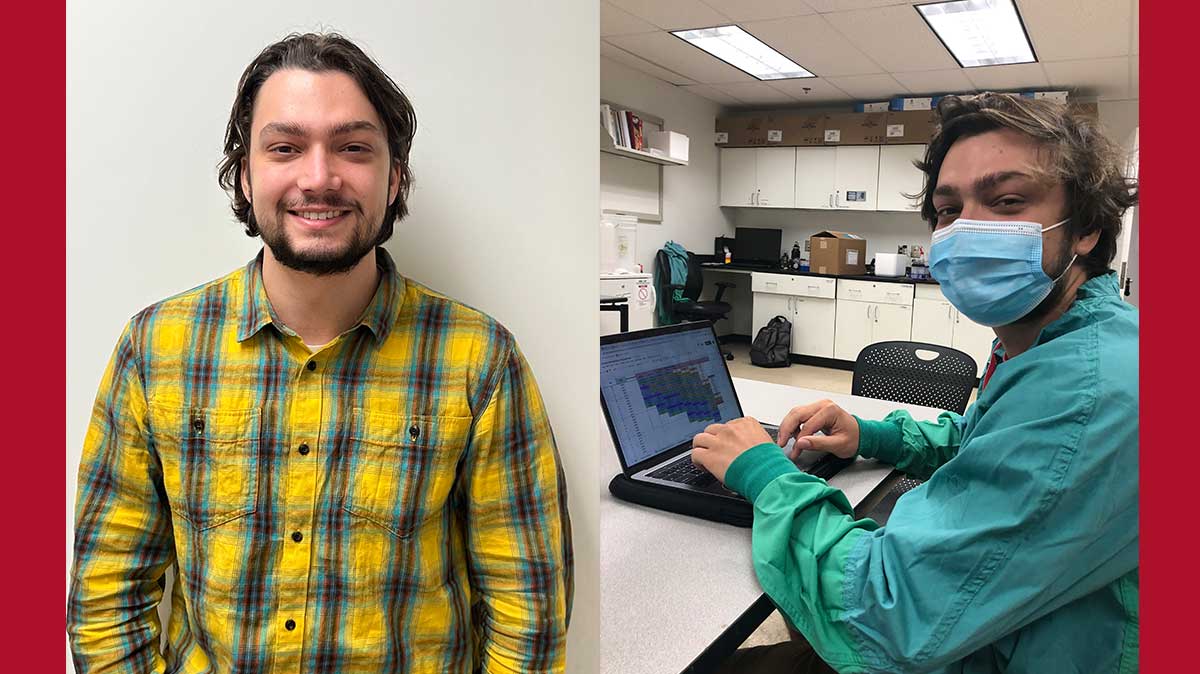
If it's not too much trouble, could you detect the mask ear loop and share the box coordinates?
[1042,218,1076,282]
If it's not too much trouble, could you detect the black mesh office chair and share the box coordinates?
[654,248,736,360]
[851,341,979,523]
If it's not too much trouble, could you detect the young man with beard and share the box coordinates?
[68,33,572,673]
[694,94,1138,673]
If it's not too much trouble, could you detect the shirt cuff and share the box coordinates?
[854,416,905,465]
[725,442,801,504]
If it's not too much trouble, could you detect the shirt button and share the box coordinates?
[297,443,310,456]
[285,619,296,631]
[191,418,205,433]
[291,531,303,543]
[306,360,317,371]
[409,425,420,440]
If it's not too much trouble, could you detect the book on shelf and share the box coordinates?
[600,104,616,144]
[629,113,644,151]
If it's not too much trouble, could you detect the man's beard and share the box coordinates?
[253,198,383,276]
[1014,239,1076,326]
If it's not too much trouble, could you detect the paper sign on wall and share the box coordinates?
[887,124,905,137]
[715,132,729,144]
[766,129,783,142]
[846,249,859,265]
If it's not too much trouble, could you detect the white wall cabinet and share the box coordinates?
[877,144,927,212]
[719,147,796,208]
[832,146,880,211]
[794,146,837,209]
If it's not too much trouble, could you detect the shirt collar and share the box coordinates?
[1035,271,1121,344]
[236,247,405,344]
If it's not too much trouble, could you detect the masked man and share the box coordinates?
[694,93,1138,673]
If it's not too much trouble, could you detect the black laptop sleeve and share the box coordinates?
[608,474,753,527]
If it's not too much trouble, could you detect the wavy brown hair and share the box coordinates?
[217,33,417,241]
[915,93,1138,278]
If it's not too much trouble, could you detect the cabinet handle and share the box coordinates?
[835,191,842,208]
[947,304,952,320]
[828,193,833,207]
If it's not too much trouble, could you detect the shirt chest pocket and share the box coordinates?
[149,404,260,531]
[343,410,470,538]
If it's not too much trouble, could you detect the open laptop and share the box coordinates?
[600,321,853,524]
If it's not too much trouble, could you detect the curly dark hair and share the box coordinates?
[915,93,1138,278]
[217,32,417,241]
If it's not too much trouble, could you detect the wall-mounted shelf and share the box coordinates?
[601,126,688,166]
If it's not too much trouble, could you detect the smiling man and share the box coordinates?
[67,33,572,673]
[694,94,1138,673]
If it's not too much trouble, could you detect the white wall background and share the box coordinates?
[66,2,599,672]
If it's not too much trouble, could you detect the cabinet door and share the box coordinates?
[755,147,796,208]
[752,292,793,344]
[792,297,836,358]
[834,300,874,361]
[719,148,757,207]
[833,146,880,210]
[872,302,914,344]
[911,298,954,347]
[950,309,997,377]
[794,146,837,209]
[877,144,927,212]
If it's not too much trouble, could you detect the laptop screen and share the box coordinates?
[600,324,743,468]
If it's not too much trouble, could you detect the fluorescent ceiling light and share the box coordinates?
[671,25,814,80]
[917,0,1036,68]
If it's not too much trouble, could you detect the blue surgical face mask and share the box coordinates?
[929,218,1076,327]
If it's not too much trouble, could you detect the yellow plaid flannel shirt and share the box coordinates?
[68,249,573,673]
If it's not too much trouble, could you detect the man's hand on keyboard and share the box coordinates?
[776,399,861,460]
[690,417,774,484]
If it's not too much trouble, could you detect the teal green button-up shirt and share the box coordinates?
[726,272,1138,673]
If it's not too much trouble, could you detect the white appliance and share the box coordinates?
[600,273,655,336]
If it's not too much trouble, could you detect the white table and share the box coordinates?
[599,377,945,674]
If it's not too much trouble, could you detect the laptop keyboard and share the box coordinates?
[647,455,715,486]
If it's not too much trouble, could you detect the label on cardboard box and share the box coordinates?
[824,129,841,143]
[767,129,783,142]
[846,249,859,266]
[887,124,904,138]
[715,132,728,144]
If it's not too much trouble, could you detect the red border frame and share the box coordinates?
[26,1,1192,671]
[6,0,66,662]
[1140,3,1197,671]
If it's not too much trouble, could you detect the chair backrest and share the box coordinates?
[654,248,707,318]
[851,341,979,415]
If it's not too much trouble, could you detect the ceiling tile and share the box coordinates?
[741,14,884,77]
[1043,57,1131,101]
[702,0,815,22]
[1020,0,1132,62]
[604,0,730,31]
[680,84,746,106]
[601,42,697,86]
[824,4,958,72]
[824,73,907,100]
[605,32,757,84]
[601,2,658,37]
[768,78,855,104]
[892,69,976,96]
[712,82,800,106]
[964,62,1049,92]
[804,0,905,12]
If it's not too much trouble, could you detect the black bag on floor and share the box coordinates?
[750,315,792,368]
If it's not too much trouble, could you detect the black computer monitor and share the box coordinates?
[734,227,782,265]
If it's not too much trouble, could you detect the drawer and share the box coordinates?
[751,273,836,299]
[837,278,914,305]
[914,284,946,301]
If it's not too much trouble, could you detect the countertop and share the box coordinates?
[700,262,940,285]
